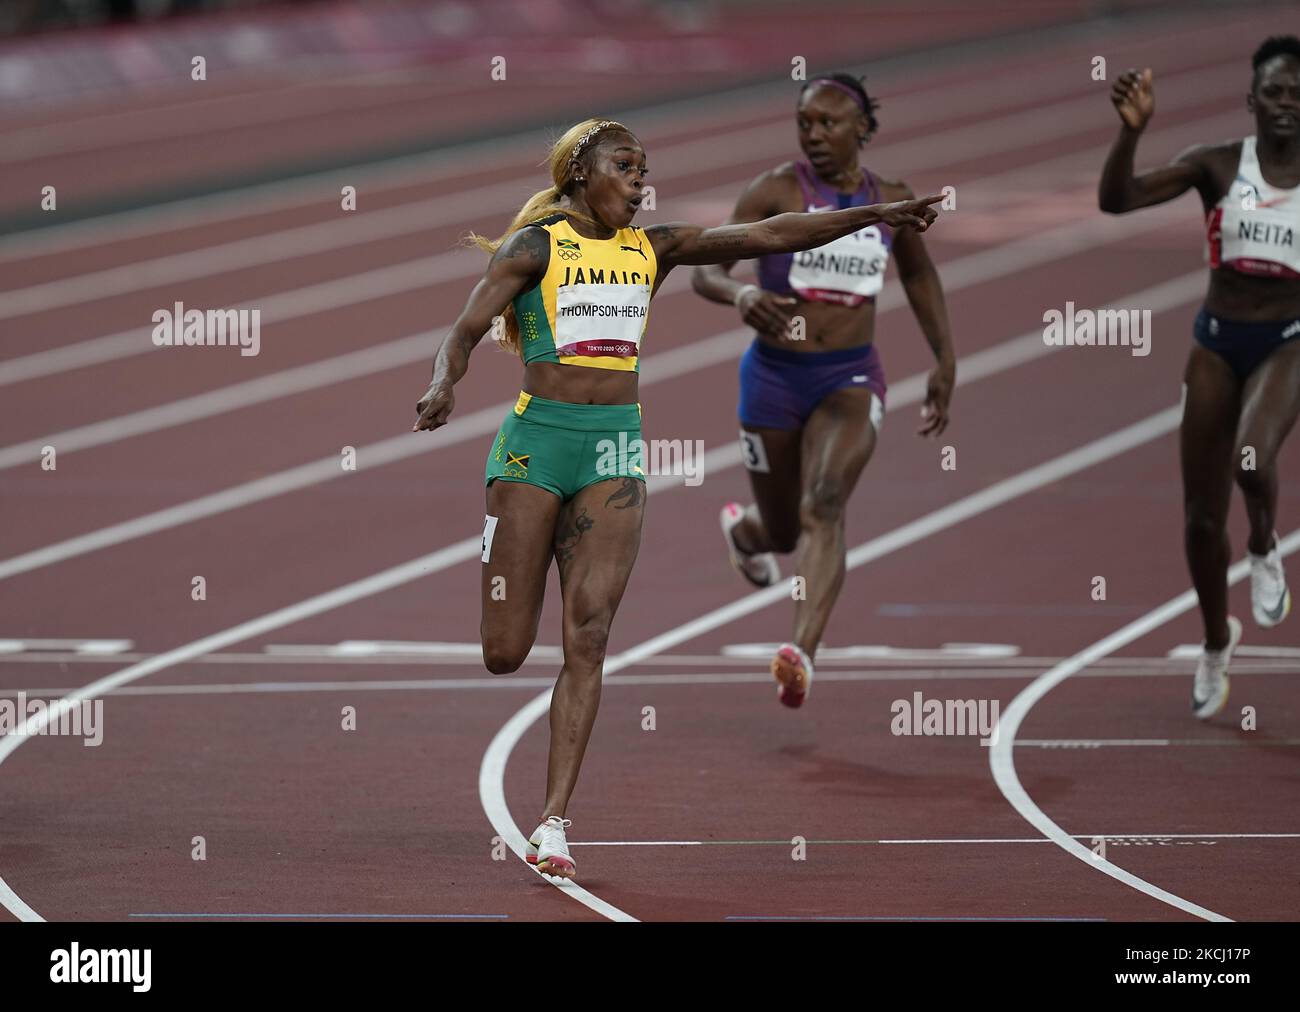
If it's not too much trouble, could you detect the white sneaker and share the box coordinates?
[1249,533,1291,628]
[526,816,576,879]
[771,642,814,708]
[1192,616,1241,721]
[721,502,780,588]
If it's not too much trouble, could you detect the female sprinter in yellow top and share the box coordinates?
[412,118,942,880]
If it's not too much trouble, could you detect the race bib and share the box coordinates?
[739,429,770,473]
[554,283,652,360]
[1218,205,1300,278]
[788,225,889,304]
[481,514,499,563]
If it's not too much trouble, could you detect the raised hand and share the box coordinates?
[1112,68,1154,131]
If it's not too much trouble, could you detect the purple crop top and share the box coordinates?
[756,161,894,307]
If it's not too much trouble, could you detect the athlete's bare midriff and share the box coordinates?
[754,296,877,352]
[1206,269,1300,321]
[753,161,897,353]
[523,360,639,405]
[1200,141,1300,321]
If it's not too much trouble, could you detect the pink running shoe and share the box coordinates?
[771,643,814,708]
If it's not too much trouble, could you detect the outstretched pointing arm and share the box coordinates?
[649,193,944,269]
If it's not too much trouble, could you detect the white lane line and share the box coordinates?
[1019,738,1300,747]
[722,642,1021,660]
[0,542,641,920]
[477,403,1190,922]
[3,648,1292,671]
[2,330,154,387]
[0,268,1204,580]
[0,205,1164,459]
[0,39,1232,279]
[0,638,131,655]
[0,15,1238,264]
[0,327,444,469]
[0,97,1204,388]
[0,77,546,166]
[0,202,1170,456]
[0,541,479,922]
[0,81,783,263]
[0,443,753,921]
[5,663,1294,692]
[262,641,565,658]
[0,57,1227,331]
[0,176,580,321]
[9,667,1300,699]
[0,396,1182,922]
[989,529,1300,924]
[2,22,1204,172]
[478,694,635,920]
[0,321,739,580]
[0,123,845,319]
[569,833,1300,846]
[1168,643,1300,658]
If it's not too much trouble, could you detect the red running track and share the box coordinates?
[0,5,1296,922]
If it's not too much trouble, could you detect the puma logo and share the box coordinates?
[621,244,647,261]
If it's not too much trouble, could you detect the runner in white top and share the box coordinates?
[1099,35,1300,719]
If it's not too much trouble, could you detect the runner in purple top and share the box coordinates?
[693,72,957,708]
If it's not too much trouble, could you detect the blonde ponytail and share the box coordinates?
[464,118,629,356]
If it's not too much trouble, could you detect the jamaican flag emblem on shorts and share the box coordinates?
[503,451,529,479]
[485,392,644,501]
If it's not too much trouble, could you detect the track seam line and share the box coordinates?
[0,93,1218,387]
[478,404,1187,922]
[0,11,1237,260]
[0,270,1204,580]
[0,363,1180,922]
[0,60,1239,334]
[0,207,1174,455]
[989,530,1300,923]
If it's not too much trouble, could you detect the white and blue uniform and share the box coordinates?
[1197,136,1300,378]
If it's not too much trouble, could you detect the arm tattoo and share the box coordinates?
[499,225,548,259]
[605,477,644,510]
[695,229,749,252]
[647,223,682,241]
[494,226,549,283]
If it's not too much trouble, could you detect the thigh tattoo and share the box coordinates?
[605,477,644,509]
[554,507,594,572]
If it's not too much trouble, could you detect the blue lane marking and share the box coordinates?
[725,915,1106,922]
[129,913,508,920]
